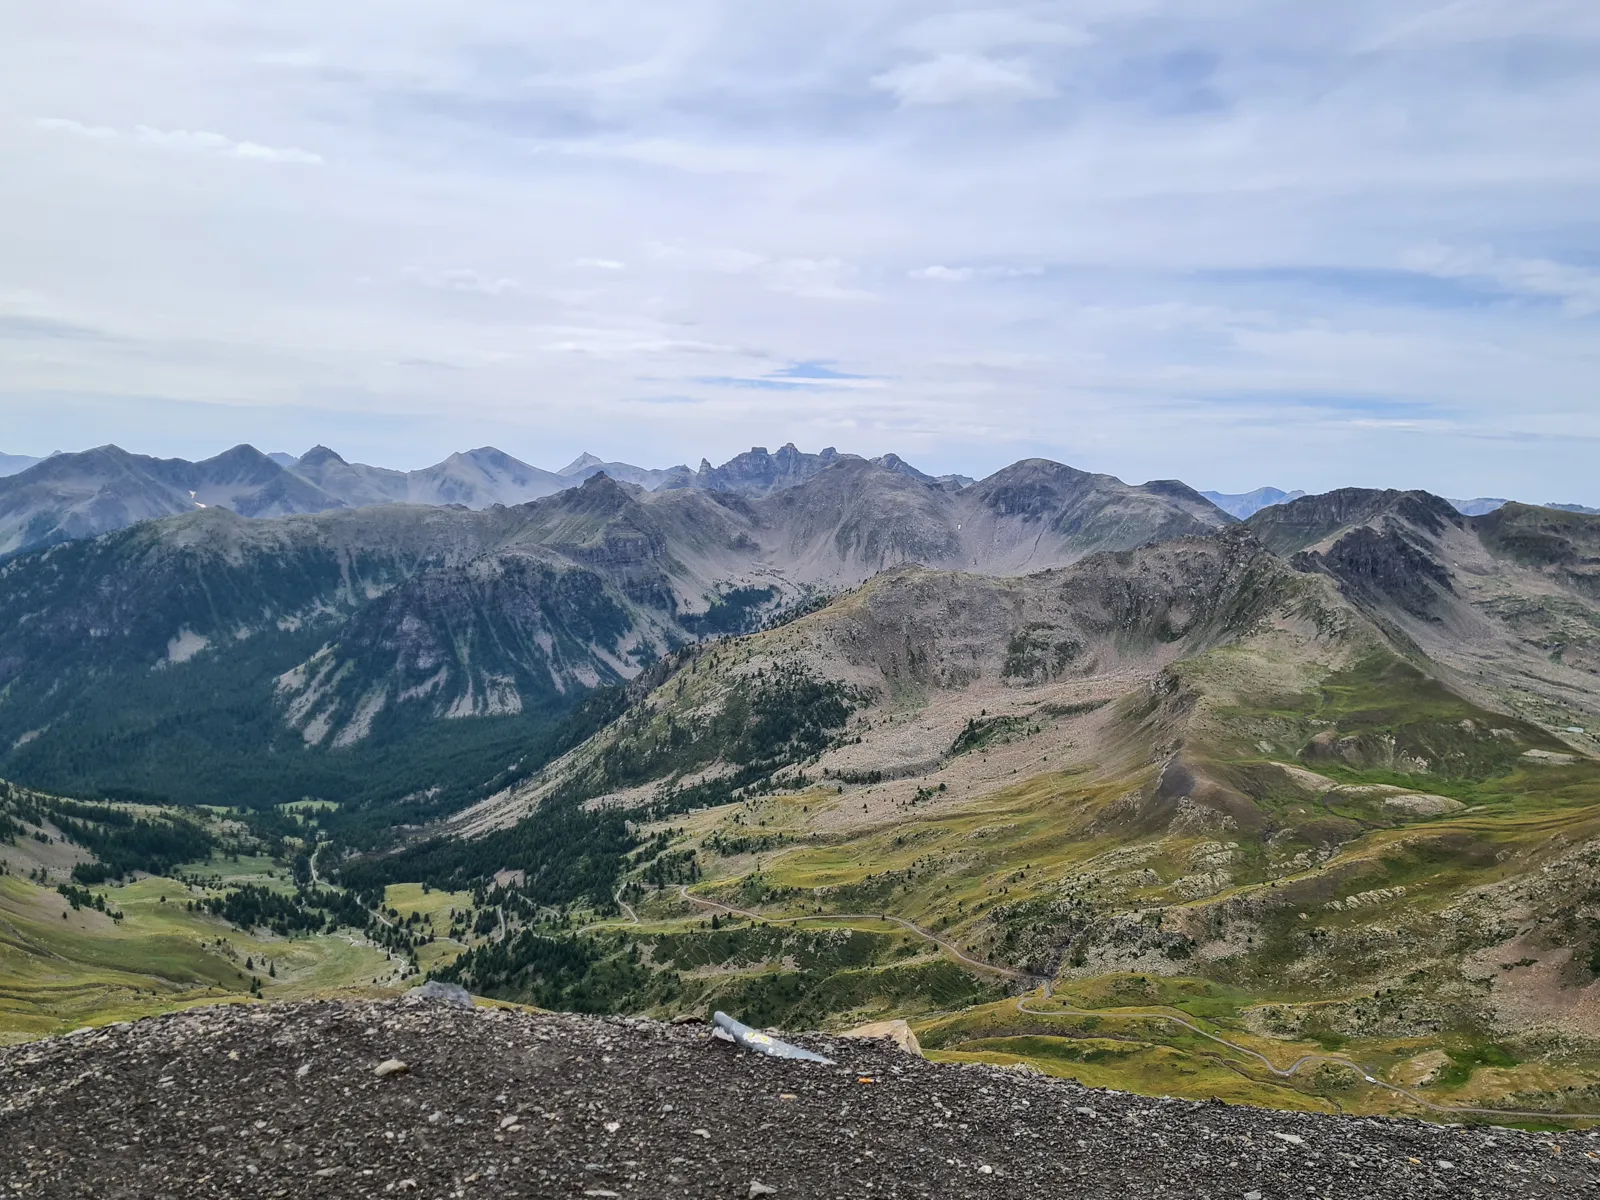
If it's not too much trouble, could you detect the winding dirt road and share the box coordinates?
[674,885,1600,1123]
[675,885,1030,983]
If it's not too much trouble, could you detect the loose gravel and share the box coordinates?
[1,998,1596,1198]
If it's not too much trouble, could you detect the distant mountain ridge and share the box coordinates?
[1200,486,1307,519]
[1440,498,1599,517]
[0,452,44,478]
[0,442,983,559]
[1448,497,1511,516]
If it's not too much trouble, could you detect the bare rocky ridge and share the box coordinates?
[1250,492,1600,737]
[1,998,1592,1199]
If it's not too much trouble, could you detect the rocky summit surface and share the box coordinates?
[1,1000,1595,1200]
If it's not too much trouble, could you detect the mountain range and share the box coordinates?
[0,442,985,560]
[0,455,1230,808]
[3,440,1600,1118]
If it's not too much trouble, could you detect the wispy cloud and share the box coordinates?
[696,360,882,391]
[133,126,323,165]
[400,267,526,296]
[899,10,1092,54]
[35,117,116,140]
[1403,244,1600,317]
[909,264,1044,282]
[872,54,1054,106]
[34,117,321,164]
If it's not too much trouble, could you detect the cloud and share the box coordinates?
[909,264,1043,282]
[400,268,526,296]
[1404,245,1600,317]
[899,10,1092,54]
[0,313,116,342]
[133,126,323,164]
[871,54,1054,106]
[764,257,874,301]
[696,359,882,392]
[1368,0,1600,48]
[910,265,975,283]
[575,258,626,271]
[35,117,320,164]
[35,117,117,140]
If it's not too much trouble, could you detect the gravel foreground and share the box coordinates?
[1,999,1596,1199]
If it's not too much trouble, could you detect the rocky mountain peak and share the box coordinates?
[1244,488,1459,556]
[296,445,348,468]
[559,452,606,476]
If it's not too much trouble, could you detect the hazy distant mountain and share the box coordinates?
[0,453,43,478]
[1448,497,1510,516]
[288,445,412,507]
[557,452,696,491]
[1200,486,1307,519]
[0,444,346,557]
[1447,498,1599,517]
[0,440,1109,559]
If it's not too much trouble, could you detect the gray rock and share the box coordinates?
[407,980,474,1008]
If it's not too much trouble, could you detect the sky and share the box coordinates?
[2,1,1598,502]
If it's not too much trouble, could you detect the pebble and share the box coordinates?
[374,1059,409,1078]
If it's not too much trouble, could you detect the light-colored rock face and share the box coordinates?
[1523,749,1578,765]
[1382,793,1465,817]
[839,1019,923,1057]
[1390,1049,1451,1087]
